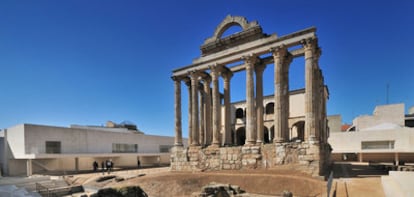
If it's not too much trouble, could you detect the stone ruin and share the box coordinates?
[171,15,331,177]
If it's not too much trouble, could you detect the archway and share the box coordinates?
[265,102,274,114]
[291,121,305,141]
[235,108,244,119]
[270,126,275,142]
[236,127,246,146]
[263,126,270,144]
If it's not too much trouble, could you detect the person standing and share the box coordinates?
[93,161,98,172]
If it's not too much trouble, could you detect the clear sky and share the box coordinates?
[1,0,413,137]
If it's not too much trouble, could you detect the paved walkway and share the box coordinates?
[332,162,386,197]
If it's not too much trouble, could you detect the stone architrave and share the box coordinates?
[243,55,258,145]
[172,76,183,146]
[255,62,266,144]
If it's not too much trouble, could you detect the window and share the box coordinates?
[361,141,394,150]
[112,143,138,153]
[159,145,173,153]
[235,108,244,119]
[45,141,61,154]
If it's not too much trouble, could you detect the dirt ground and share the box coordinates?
[64,162,387,197]
[73,167,326,197]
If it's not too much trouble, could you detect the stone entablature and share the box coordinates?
[171,15,330,176]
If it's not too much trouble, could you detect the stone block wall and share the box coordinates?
[171,142,331,177]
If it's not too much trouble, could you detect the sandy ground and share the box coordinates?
[67,167,326,197]
[59,162,388,197]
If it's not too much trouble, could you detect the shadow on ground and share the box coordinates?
[332,162,389,178]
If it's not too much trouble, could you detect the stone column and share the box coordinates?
[244,55,257,145]
[185,79,192,146]
[210,65,221,146]
[222,70,233,146]
[199,84,205,146]
[172,77,183,146]
[190,71,200,146]
[203,78,212,145]
[272,46,288,143]
[255,63,266,145]
[282,54,293,141]
[302,38,317,142]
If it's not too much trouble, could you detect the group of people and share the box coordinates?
[93,160,114,174]
[92,159,142,174]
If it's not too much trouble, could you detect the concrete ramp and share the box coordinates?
[382,171,414,197]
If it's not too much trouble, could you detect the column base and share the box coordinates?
[174,143,184,147]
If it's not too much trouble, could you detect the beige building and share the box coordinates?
[0,122,186,176]
[328,103,414,164]
[230,88,308,145]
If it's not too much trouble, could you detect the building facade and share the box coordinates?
[0,123,186,176]
[329,103,414,164]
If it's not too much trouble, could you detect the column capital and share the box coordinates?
[270,45,287,57]
[171,76,182,82]
[221,69,233,81]
[188,69,201,79]
[255,62,267,74]
[301,37,318,51]
[241,54,259,65]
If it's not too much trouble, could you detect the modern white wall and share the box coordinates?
[16,124,176,156]
[353,103,405,130]
[328,128,414,153]
[328,115,342,132]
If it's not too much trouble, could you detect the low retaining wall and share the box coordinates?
[170,142,331,177]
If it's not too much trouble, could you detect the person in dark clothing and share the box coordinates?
[137,159,141,169]
[101,161,105,175]
[106,160,112,174]
[93,161,98,172]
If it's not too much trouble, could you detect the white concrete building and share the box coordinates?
[328,103,414,164]
[0,122,187,176]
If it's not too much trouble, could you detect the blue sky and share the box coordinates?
[0,1,413,136]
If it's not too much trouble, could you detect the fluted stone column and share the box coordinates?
[222,70,233,146]
[255,63,266,145]
[199,84,205,146]
[244,55,257,145]
[272,46,288,143]
[185,79,192,146]
[190,71,200,146]
[302,38,317,142]
[203,78,212,145]
[210,65,221,146]
[282,54,293,141]
[172,77,183,146]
